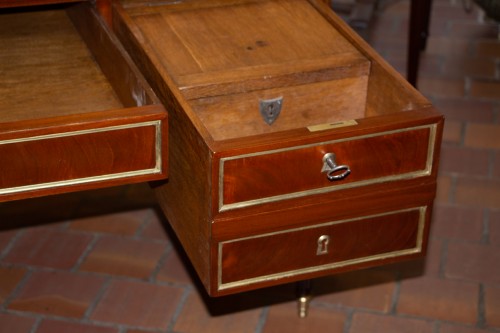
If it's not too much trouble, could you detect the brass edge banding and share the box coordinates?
[154,121,163,171]
[219,248,421,291]
[0,121,161,145]
[0,121,163,195]
[217,207,426,291]
[219,124,437,212]
[221,170,431,211]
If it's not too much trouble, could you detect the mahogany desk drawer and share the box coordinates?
[220,124,437,212]
[218,207,425,292]
[0,2,168,202]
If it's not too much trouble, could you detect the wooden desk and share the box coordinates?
[114,0,443,296]
[1,0,443,300]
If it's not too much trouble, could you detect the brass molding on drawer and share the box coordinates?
[217,206,427,291]
[0,120,163,196]
[218,124,437,212]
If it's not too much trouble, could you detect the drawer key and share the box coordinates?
[321,153,351,181]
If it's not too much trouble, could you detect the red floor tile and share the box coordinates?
[419,77,466,98]
[494,153,500,179]
[449,20,499,39]
[455,178,500,208]
[426,37,473,56]
[465,124,500,149]
[440,323,496,333]
[8,270,105,318]
[156,248,193,285]
[90,280,184,330]
[0,229,17,254]
[173,291,262,333]
[70,209,151,236]
[443,57,497,79]
[313,269,397,313]
[475,39,500,58]
[490,210,500,245]
[439,146,490,177]
[433,98,496,123]
[0,313,36,333]
[484,285,500,329]
[138,213,171,242]
[417,238,442,277]
[79,235,166,279]
[445,242,500,285]
[262,301,346,333]
[0,266,27,304]
[36,319,119,333]
[397,277,479,324]
[442,121,463,144]
[349,312,434,333]
[431,205,484,241]
[436,176,453,203]
[469,78,500,100]
[3,227,92,270]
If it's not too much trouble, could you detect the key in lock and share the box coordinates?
[316,235,330,255]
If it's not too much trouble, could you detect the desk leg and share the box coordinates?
[408,0,433,87]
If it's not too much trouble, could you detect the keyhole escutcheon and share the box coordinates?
[316,235,330,255]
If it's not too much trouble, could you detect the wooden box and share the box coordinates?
[0,1,168,202]
[113,0,443,296]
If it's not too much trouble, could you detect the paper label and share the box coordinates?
[307,120,358,132]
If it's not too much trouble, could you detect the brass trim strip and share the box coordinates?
[219,124,437,212]
[0,121,163,195]
[217,207,426,291]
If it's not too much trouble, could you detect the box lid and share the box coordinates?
[121,0,370,100]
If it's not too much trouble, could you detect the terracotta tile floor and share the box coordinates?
[1,0,500,332]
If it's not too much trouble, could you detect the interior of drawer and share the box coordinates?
[114,0,432,142]
[0,1,167,202]
[0,1,158,124]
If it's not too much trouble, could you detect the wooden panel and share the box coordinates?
[130,0,360,74]
[192,76,368,141]
[220,124,435,211]
[219,207,424,291]
[119,0,368,100]
[0,7,122,122]
[112,6,213,290]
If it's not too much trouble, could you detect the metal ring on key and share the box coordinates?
[322,153,351,181]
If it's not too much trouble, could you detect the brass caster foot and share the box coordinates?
[296,280,312,318]
[298,295,311,318]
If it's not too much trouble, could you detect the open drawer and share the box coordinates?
[112,0,443,296]
[0,1,168,202]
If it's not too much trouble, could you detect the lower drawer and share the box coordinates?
[218,206,426,292]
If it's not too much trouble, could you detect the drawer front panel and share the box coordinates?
[0,121,163,199]
[219,207,425,291]
[220,124,436,211]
